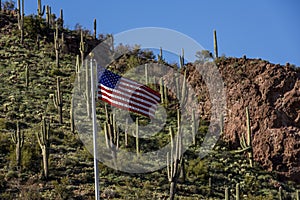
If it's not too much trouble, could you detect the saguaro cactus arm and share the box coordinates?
[37,0,45,17]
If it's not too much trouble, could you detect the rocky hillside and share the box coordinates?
[185,58,300,183]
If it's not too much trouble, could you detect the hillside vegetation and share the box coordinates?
[0,3,299,200]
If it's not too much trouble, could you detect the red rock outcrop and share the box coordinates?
[186,58,300,183]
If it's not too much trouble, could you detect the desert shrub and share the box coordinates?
[187,158,208,181]
[0,192,13,200]
[246,193,274,200]
[21,142,41,173]
[5,170,18,180]
[52,177,72,199]
[0,173,7,191]
[19,184,42,200]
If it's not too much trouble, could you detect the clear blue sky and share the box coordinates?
[23,0,300,66]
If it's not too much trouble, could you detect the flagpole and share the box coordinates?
[90,54,100,200]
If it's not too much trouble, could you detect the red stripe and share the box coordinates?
[118,84,160,104]
[120,78,161,98]
[99,83,158,106]
[99,86,155,109]
[100,96,154,118]
[99,90,156,117]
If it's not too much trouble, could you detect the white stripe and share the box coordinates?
[101,84,158,108]
[119,78,160,101]
[101,95,155,117]
[117,82,160,103]
[100,86,158,113]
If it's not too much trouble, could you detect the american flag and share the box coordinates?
[97,68,161,118]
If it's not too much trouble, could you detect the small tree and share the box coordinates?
[3,0,15,11]
[195,50,213,63]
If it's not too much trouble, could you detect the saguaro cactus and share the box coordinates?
[278,186,283,200]
[225,187,229,200]
[37,0,45,18]
[191,110,196,145]
[93,18,97,40]
[79,30,85,67]
[25,64,29,88]
[75,55,80,73]
[103,106,118,169]
[36,117,50,179]
[296,190,299,200]
[17,0,24,44]
[159,78,164,104]
[234,107,254,167]
[51,77,63,124]
[59,8,63,28]
[167,109,183,200]
[45,5,50,26]
[45,5,54,28]
[208,177,212,195]
[70,97,75,134]
[158,47,163,63]
[54,24,61,69]
[11,121,24,168]
[236,183,240,200]
[179,48,184,68]
[213,29,218,59]
[244,107,253,167]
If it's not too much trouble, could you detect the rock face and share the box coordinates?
[186,58,300,183]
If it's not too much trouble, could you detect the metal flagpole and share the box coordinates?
[90,54,100,200]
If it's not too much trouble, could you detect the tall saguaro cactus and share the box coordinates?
[191,110,196,145]
[103,105,118,169]
[93,18,97,40]
[51,77,63,124]
[179,48,184,68]
[45,5,51,27]
[11,121,24,168]
[36,117,50,179]
[158,47,163,63]
[233,107,254,167]
[79,30,86,67]
[25,64,29,88]
[54,24,61,69]
[167,109,183,200]
[59,8,63,28]
[70,97,75,134]
[244,107,253,167]
[213,29,218,59]
[17,0,24,44]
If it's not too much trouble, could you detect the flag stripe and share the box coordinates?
[118,78,160,101]
[99,82,158,106]
[117,80,160,104]
[100,93,156,118]
[98,85,158,113]
[101,97,155,118]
